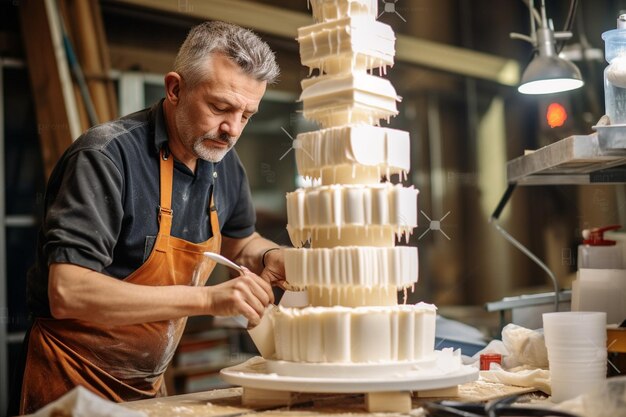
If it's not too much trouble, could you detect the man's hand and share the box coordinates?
[260,248,287,289]
[205,267,274,327]
[221,233,287,286]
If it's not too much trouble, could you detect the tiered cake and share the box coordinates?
[267,0,437,367]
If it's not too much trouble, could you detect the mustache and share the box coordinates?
[199,132,235,146]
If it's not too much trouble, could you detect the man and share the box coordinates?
[11,21,284,414]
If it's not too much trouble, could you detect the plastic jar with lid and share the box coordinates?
[603,15,626,125]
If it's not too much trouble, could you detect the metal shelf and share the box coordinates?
[507,131,626,185]
[491,128,626,329]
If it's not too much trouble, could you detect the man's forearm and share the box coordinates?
[49,263,208,325]
[48,262,274,326]
[221,232,281,275]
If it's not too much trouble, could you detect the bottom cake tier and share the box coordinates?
[272,303,436,363]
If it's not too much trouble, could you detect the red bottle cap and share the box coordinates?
[480,353,502,371]
[582,225,621,246]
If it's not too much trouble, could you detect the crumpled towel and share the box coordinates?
[469,324,548,370]
[480,364,551,395]
[501,324,548,369]
[28,386,147,417]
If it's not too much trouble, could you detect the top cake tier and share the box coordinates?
[309,0,378,23]
[298,16,395,75]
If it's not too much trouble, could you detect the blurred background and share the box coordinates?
[1,0,625,405]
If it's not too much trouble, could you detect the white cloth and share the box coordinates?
[470,324,548,369]
[480,364,551,394]
[28,386,147,417]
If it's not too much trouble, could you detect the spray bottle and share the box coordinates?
[577,225,623,269]
[572,225,626,324]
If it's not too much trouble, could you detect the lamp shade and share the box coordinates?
[518,55,584,94]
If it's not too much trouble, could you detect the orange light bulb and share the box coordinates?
[547,103,567,128]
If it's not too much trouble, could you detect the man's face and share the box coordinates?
[175,53,267,162]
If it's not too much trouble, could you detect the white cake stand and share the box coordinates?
[220,349,478,393]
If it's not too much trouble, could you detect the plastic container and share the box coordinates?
[551,378,605,403]
[543,311,607,329]
[547,347,608,361]
[603,15,626,125]
[572,225,626,324]
[577,225,623,269]
[479,353,502,371]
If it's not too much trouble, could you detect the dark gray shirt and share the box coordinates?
[27,100,256,317]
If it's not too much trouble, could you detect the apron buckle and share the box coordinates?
[159,206,173,217]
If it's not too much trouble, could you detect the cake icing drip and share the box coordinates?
[299,72,400,128]
[295,125,410,184]
[284,246,418,290]
[298,16,395,75]
[306,285,398,307]
[271,304,436,363]
[286,183,418,247]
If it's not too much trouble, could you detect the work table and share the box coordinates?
[123,382,536,417]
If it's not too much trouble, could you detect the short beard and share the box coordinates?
[191,132,236,162]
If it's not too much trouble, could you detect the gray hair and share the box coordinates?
[174,21,280,87]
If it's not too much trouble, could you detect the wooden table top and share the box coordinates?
[123,382,537,417]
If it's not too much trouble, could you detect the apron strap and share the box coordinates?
[156,147,174,251]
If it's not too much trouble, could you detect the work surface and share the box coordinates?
[124,382,537,417]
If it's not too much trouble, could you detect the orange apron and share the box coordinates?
[19,148,222,414]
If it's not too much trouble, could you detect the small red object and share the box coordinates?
[582,225,621,246]
[480,353,502,371]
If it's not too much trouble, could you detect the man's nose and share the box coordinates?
[220,114,244,138]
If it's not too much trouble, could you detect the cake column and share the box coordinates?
[271,0,433,364]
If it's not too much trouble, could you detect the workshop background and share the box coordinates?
[0,0,624,409]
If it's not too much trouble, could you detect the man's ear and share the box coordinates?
[164,72,183,105]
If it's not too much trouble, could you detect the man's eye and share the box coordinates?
[211,104,226,113]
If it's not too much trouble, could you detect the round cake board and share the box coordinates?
[220,350,478,393]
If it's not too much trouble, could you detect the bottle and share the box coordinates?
[573,225,626,324]
[603,15,626,125]
[577,225,623,269]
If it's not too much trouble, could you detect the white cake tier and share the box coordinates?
[300,72,399,128]
[309,0,378,23]
[272,303,437,363]
[286,183,418,248]
[307,285,398,307]
[284,246,418,291]
[298,16,394,75]
[295,125,410,185]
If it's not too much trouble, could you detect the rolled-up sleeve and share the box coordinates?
[220,155,256,239]
[43,150,124,272]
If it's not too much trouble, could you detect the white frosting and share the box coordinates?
[286,183,418,247]
[295,125,410,184]
[307,225,397,248]
[300,72,399,128]
[298,16,395,74]
[307,285,398,307]
[272,0,438,368]
[309,0,378,22]
[284,246,418,290]
[271,304,437,363]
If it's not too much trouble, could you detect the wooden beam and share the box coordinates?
[19,0,81,179]
[110,0,520,86]
[67,0,118,122]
